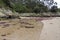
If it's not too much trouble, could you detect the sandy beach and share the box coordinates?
[0,17,60,40]
[0,17,43,40]
[40,17,60,40]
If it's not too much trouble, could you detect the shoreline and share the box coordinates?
[40,17,60,40]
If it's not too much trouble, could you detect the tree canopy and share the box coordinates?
[0,0,58,13]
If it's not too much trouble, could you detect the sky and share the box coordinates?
[54,0,60,8]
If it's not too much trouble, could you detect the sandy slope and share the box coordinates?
[40,17,60,40]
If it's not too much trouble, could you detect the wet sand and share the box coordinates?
[40,17,60,40]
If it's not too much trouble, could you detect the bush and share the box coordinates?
[33,6,40,13]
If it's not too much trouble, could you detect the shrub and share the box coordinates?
[33,6,40,13]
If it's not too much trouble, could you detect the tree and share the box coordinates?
[33,6,40,13]
[50,5,58,13]
[1,0,56,13]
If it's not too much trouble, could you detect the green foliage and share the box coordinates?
[0,0,58,13]
[0,0,5,7]
[33,6,40,13]
[58,8,60,12]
